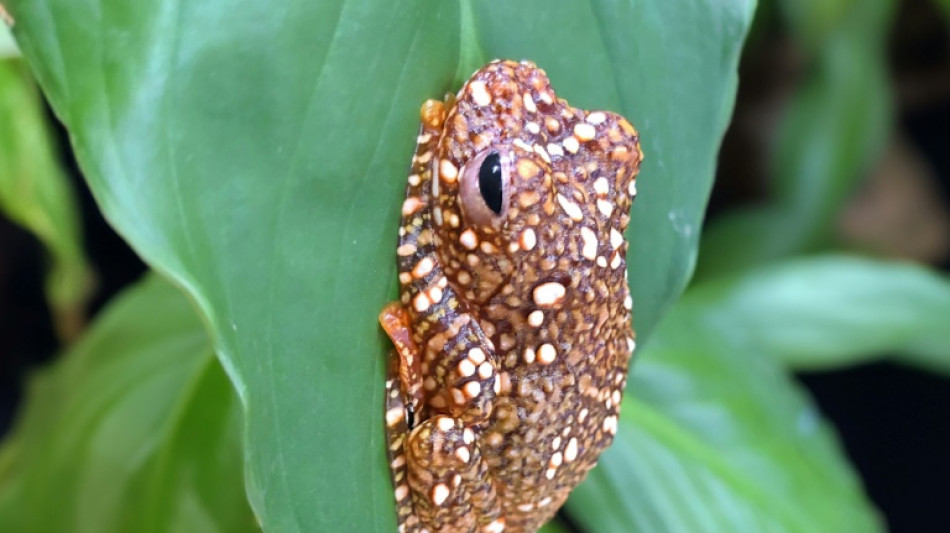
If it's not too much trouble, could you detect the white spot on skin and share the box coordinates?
[545,468,557,480]
[431,484,451,506]
[547,143,564,157]
[533,282,566,307]
[392,454,406,469]
[463,428,475,444]
[437,417,455,432]
[538,343,557,364]
[470,81,491,106]
[412,257,434,279]
[408,174,421,186]
[440,159,458,183]
[523,347,536,364]
[587,111,607,124]
[551,452,563,466]
[597,199,614,217]
[596,256,608,268]
[483,519,506,533]
[398,272,412,284]
[526,122,540,134]
[386,407,404,427]
[402,197,424,215]
[593,177,609,197]
[469,347,486,365]
[562,136,580,153]
[629,179,638,196]
[448,212,460,228]
[460,229,478,250]
[581,227,598,260]
[624,293,633,310]
[520,228,537,251]
[463,381,481,399]
[627,338,636,353]
[478,362,493,379]
[610,228,625,249]
[397,244,416,256]
[574,123,597,141]
[523,93,537,113]
[527,310,544,328]
[512,139,533,153]
[413,292,431,312]
[458,358,476,377]
[533,144,551,163]
[455,446,471,463]
[433,206,443,226]
[517,503,534,512]
[610,251,622,269]
[395,484,409,501]
[428,286,443,304]
[556,193,584,221]
[565,438,579,461]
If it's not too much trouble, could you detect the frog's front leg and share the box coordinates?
[406,416,505,533]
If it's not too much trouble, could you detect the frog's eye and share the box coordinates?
[460,149,511,227]
[478,153,504,214]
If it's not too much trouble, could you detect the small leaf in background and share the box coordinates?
[566,282,884,532]
[0,275,258,533]
[681,255,950,375]
[5,0,754,529]
[0,25,17,58]
[0,57,91,341]
[697,0,894,280]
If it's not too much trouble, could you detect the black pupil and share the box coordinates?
[478,152,504,214]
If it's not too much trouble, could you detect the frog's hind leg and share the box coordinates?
[405,415,505,533]
[384,360,424,533]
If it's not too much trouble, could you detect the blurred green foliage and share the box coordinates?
[0,50,92,341]
[1,1,949,532]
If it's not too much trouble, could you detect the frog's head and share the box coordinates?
[433,60,641,309]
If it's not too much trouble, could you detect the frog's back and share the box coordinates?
[437,60,641,529]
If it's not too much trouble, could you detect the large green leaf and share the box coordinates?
[565,280,883,532]
[682,256,950,375]
[0,57,91,341]
[7,0,753,530]
[0,276,257,533]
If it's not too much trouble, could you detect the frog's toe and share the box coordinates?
[405,416,503,532]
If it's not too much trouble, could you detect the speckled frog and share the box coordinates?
[379,60,642,533]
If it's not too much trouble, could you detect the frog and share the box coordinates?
[379,59,642,533]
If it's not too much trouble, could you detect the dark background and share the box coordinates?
[2,2,948,532]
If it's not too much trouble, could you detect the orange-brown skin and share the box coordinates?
[380,60,642,533]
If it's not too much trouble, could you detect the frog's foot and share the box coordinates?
[405,415,505,533]
[380,302,424,413]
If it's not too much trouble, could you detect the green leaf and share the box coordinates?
[7,0,753,529]
[0,25,17,57]
[697,0,893,280]
[565,287,883,532]
[537,519,570,533]
[0,58,91,341]
[0,275,257,533]
[681,255,950,374]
